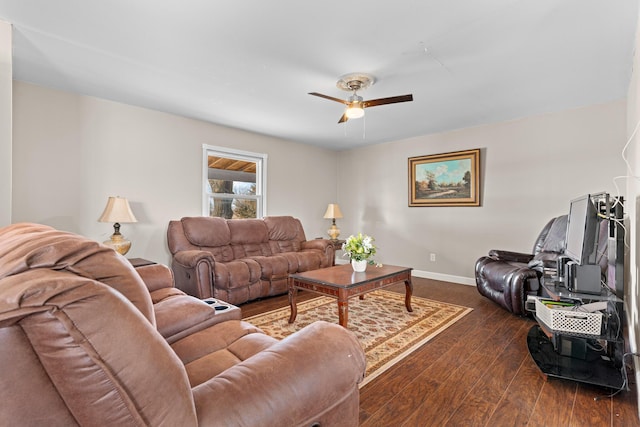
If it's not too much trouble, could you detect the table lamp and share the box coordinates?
[323,203,343,241]
[98,196,137,255]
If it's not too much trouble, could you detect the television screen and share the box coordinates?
[565,194,599,265]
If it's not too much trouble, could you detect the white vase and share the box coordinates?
[352,259,367,272]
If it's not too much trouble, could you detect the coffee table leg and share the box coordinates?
[338,291,349,328]
[404,276,413,312]
[288,283,298,323]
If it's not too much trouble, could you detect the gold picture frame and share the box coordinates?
[408,149,481,207]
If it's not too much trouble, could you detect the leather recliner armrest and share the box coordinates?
[135,263,175,293]
[192,321,366,427]
[173,250,216,268]
[301,240,335,267]
[488,249,534,263]
[301,239,332,251]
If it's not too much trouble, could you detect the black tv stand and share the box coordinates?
[527,194,626,390]
[526,278,625,390]
[527,324,624,389]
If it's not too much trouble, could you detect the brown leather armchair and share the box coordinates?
[475,216,567,315]
[0,223,366,426]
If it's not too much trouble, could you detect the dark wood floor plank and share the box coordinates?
[411,322,530,425]
[527,378,577,427]
[238,276,639,426]
[484,353,547,426]
[443,322,532,426]
[358,282,501,418]
[570,383,614,426]
[375,295,529,425]
[613,379,638,426]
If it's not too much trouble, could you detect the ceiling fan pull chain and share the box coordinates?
[362,114,366,139]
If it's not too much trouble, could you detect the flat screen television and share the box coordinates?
[564,194,599,265]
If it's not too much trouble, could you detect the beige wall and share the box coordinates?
[11,81,627,283]
[11,81,338,264]
[339,100,627,282]
[0,21,11,226]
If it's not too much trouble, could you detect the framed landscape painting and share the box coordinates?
[408,149,480,207]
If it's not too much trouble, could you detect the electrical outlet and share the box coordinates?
[430,253,436,262]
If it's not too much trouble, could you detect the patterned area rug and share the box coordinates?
[244,289,472,387]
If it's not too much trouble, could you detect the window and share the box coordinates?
[202,145,267,219]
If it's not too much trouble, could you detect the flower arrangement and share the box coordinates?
[342,232,377,263]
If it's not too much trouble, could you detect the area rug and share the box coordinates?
[244,289,472,387]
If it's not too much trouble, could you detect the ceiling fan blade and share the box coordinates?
[338,113,349,123]
[363,94,413,108]
[309,92,348,105]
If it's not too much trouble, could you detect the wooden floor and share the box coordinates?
[240,277,638,426]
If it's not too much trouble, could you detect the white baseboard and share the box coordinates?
[411,269,476,286]
[334,261,475,287]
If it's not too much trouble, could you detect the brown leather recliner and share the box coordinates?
[0,223,366,426]
[475,216,568,315]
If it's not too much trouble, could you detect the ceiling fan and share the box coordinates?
[309,73,413,124]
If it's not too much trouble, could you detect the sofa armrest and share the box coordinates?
[301,239,335,267]
[153,294,242,344]
[135,264,174,293]
[171,250,217,300]
[192,321,366,427]
[488,249,534,263]
[301,238,331,251]
[173,249,216,268]
[476,256,541,315]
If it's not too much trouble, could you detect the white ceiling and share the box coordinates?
[0,1,637,151]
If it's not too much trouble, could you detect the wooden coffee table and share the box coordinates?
[288,264,413,328]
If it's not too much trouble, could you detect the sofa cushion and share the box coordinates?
[269,239,302,254]
[228,219,268,244]
[540,215,568,253]
[207,245,236,263]
[229,219,272,258]
[170,320,276,387]
[214,260,261,290]
[182,217,231,247]
[248,255,290,279]
[264,216,301,241]
[530,215,568,268]
[275,251,322,273]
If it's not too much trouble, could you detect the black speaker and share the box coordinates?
[556,256,571,282]
[558,335,587,359]
[566,262,601,294]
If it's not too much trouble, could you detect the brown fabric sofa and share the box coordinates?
[168,216,334,304]
[0,223,366,426]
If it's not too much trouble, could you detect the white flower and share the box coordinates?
[342,232,377,262]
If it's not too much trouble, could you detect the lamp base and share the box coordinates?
[103,233,132,256]
[327,224,341,241]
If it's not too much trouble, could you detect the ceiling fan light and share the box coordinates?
[345,101,364,119]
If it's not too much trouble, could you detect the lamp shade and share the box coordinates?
[98,197,138,223]
[323,204,343,219]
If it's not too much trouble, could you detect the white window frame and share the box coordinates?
[202,144,267,218]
